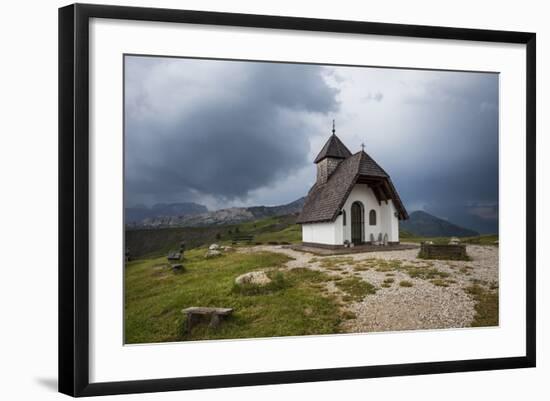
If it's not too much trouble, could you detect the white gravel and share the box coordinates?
[238,244,498,333]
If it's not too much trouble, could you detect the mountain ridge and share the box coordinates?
[125,202,208,224]
[400,210,479,238]
[126,197,305,229]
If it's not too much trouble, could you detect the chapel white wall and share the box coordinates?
[302,218,341,245]
[302,183,400,245]
[341,183,400,243]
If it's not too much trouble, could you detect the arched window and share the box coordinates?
[369,209,377,226]
[342,210,346,226]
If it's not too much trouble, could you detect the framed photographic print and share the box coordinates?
[58,3,536,397]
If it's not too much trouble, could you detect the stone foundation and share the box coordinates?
[301,241,401,249]
[295,242,416,256]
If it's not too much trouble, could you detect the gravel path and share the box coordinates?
[238,244,498,333]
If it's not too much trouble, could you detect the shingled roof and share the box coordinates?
[313,134,352,163]
[297,150,408,224]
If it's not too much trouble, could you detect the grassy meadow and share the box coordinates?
[125,247,342,343]
[125,215,498,343]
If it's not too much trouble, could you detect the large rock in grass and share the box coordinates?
[235,271,271,286]
[209,243,221,250]
[205,249,222,259]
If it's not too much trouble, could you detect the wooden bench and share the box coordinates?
[181,307,233,333]
[167,251,182,261]
[232,234,254,244]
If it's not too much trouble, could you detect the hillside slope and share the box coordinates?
[401,210,478,237]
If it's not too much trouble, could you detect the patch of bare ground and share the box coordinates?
[238,244,498,332]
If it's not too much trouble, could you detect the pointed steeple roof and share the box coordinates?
[314,133,352,164]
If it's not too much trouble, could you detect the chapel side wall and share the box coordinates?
[380,200,400,242]
[301,221,339,245]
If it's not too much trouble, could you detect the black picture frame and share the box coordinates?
[59,3,536,397]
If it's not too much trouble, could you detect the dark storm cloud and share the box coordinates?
[382,72,499,233]
[125,58,499,233]
[124,57,339,207]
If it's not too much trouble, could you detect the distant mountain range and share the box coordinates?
[126,199,478,238]
[400,210,479,237]
[125,202,209,224]
[126,197,306,228]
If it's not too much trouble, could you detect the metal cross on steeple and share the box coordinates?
[361,143,365,152]
[332,119,335,135]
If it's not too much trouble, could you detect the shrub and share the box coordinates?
[335,277,376,302]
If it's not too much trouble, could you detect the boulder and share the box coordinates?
[221,246,234,252]
[448,237,461,245]
[209,243,221,251]
[205,249,222,259]
[235,271,271,286]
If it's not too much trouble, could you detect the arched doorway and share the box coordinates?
[351,201,364,245]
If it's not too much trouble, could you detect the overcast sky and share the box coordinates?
[125,56,499,233]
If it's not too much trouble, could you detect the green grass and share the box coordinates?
[407,267,450,280]
[231,271,287,296]
[255,224,301,244]
[465,285,499,327]
[334,277,377,301]
[126,214,300,259]
[341,310,357,320]
[125,249,342,343]
[373,259,403,272]
[401,233,499,246]
[399,280,413,287]
[462,235,499,245]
